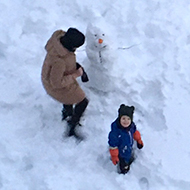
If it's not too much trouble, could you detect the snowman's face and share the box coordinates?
[86,27,107,51]
[93,33,106,49]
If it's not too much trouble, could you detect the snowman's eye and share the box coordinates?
[94,34,97,37]
[102,34,105,36]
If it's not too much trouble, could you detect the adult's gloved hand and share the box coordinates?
[81,70,89,82]
[76,62,89,82]
[109,148,119,165]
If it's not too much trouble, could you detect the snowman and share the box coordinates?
[85,20,117,93]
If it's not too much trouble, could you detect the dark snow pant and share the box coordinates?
[62,97,89,127]
[118,156,134,174]
[62,104,73,120]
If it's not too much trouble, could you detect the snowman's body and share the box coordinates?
[85,22,116,93]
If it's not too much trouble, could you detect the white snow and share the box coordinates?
[0,1,190,190]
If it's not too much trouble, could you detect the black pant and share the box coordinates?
[63,98,89,127]
[63,104,73,116]
[118,156,134,174]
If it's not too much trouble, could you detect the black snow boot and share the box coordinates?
[118,156,133,174]
[67,98,88,140]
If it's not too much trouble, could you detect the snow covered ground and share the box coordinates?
[1,0,190,189]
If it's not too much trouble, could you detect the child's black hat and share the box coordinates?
[118,104,135,121]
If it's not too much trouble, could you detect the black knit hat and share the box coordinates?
[60,28,85,52]
[118,104,135,121]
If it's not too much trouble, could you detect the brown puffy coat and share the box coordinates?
[41,30,85,104]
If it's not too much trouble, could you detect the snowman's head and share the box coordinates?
[86,22,110,52]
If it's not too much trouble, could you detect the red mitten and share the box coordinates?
[109,148,119,165]
[133,130,141,141]
[133,130,144,149]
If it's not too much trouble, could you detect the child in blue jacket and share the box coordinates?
[108,104,144,174]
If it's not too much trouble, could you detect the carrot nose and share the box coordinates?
[98,38,103,44]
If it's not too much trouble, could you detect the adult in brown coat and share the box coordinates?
[41,28,89,139]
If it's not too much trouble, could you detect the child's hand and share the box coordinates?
[137,140,144,149]
[133,130,141,141]
[109,148,119,165]
[133,130,144,149]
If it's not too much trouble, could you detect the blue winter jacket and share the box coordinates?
[108,118,137,163]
